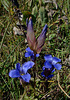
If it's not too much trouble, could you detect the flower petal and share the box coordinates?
[44,54,53,62]
[41,24,48,34]
[37,24,48,50]
[42,66,46,70]
[36,54,39,57]
[16,63,20,71]
[25,52,31,57]
[21,73,31,82]
[54,64,62,70]
[41,71,45,77]
[27,18,36,48]
[21,61,35,74]
[46,74,54,79]
[52,57,61,65]
[25,47,34,58]
[27,18,33,30]
[26,18,28,27]
[44,61,52,68]
[36,47,42,54]
[26,47,33,52]
[9,69,20,78]
[51,69,55,73]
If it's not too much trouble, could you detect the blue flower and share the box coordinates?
[41,55,62,79]
[44,54,62,70]
[41,67,55,79]
[9,61,35,82]
[25,47,39,61]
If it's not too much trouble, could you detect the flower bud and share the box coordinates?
[36,24,48,53]
[27,18,36,50]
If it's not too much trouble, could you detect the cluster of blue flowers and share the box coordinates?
[9,49,62,82]
[9,18,62,83]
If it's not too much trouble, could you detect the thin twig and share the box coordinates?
[41,88,56,100]
[57,72,70,98]
[19,91,26,100]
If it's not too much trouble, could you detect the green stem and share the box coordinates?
[33,64,36,97]
[19,85,27,100]
[33,54,36,97]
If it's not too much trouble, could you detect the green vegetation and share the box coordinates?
[0,0,70,100]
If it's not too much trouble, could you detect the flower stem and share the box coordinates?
[33,64,36,97]
[33,54,36,97]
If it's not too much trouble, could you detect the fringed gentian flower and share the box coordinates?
[9,61,35,82]
[26,17,48,53]
[41,68,55,79]
[25,47,39,61]
[41,55,62,79]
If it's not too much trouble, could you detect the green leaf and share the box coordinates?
[49,34,56,40]
[1,0,9,11]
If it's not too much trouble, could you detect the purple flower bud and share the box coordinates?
[27,18,36,50]
[26,18,48,53]
[37,24,48,53]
